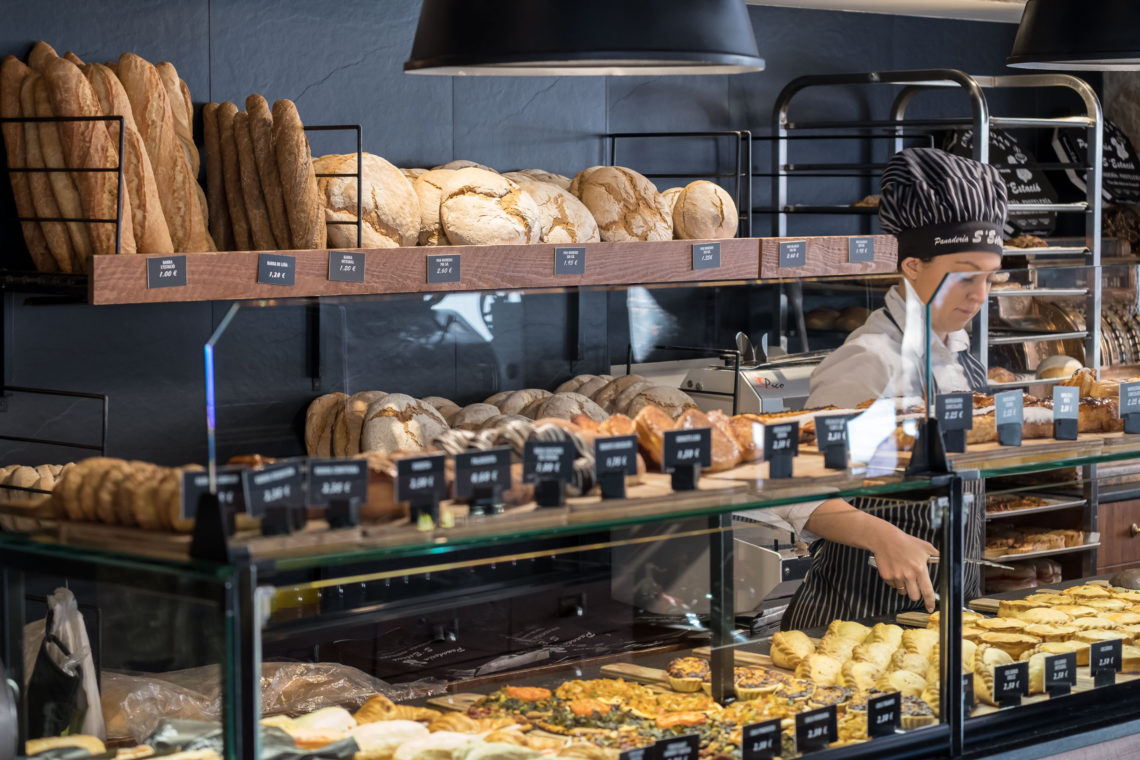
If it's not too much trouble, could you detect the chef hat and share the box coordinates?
[879,147,1008,260]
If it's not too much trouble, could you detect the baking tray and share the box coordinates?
[985,492,1087,520]
[988,539,1100,562]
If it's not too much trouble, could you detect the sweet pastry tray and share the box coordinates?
[984,493,1087,521]
[988,537,1099,563]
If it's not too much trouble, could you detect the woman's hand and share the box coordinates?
[869,523,938,612]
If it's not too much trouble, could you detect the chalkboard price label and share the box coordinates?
[257,253,296,286]
[742,719,782,760]
[146,255,187,289]
[454,448,512,501]
[1045,652,1077,697]
[692,242,721,270]
[936,392,973,453]
[818,414,852,470]
[555,247,586,276]
[996,389,1024,446]
[1090,638,1122,687]
[795,705,837,752]
[395,455,447,503]
[1121,382,1140,434]
[181,466,246,520]
[779,240,806,269]
[1053,385,1079,440]
[242,462,305,517]
[663,428,712,471]
[427,254,461,283]
[848,236,875,264]
[655,735,698,760]
[307,459,368,507]
[595,434,639,500]
[328,251,365,283]
[619,748,651,760]
[993,662,1029,707]
[867,691,901,737]
[763,421,799,479]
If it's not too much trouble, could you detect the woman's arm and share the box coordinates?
[806,498,939,612]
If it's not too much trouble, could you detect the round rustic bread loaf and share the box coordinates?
[504,173,600,244]
[361,393,448,454]
[434,159,495,172]
[575,376,610,400]
[313,152,419,248]
[337,391,386,456]
[484,390,514,408]
[592,374,648,412]
[571,166,671,242]
[421,396,461,424]
[626,386,698,419]
[499,388,552,415]
[511,168,572,190]
[568,166,603,196]
[401,167,427,181]
[554,374,598,395]
[440,168,541,245]
[413,169,455,246]
[452,403,502,430]
[673,180,738,240]
[537,392,608,423]
[662,186,683,214]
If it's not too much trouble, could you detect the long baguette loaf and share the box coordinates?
[272,99,325,249]
[202,102,233,250]
[155,62,199,177]
[117,53,214,252]
[83,63,173,253]
[15,71,72,270]
[233,110,275,250]
[245,94,289,248]
[44,57,136,256]
[216,102,252,250]
[0,55,55,271]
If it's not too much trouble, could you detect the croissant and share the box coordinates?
[481,730,529,746]
[383,705,441,722]
[477,717,526,732]
[353,694,396,724]
[428,713,479,733]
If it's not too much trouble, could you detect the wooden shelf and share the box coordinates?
[87,235,898,306]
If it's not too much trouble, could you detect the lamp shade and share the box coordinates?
[404,0,765,76]
[1008,0,1140,70]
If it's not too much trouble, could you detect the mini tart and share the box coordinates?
[733,666,785,700]
[976,617,1027,633]
[1017,607,1071,626]
[978,632,1041,660]
[1083,598,1129,612]
[1104,612,1140,626]
[1023,624,1077,643]
[776,677,816,705]
[1070,616,1120,631]
[900,695,938,729]
[810,684,853,712]
[666,657,709,692]
[1064,584,1112,599]
[1074,629,1127,645]
[1036,640,1090,666]
[1053,604,1098,618]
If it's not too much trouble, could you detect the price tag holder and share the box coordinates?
[455,448,512,515]
[663,428,711,491]
[1090,638,1123,688]
[1053,385,1079,440]
[619,748,652,760]
[555,247,586,276]
[654,735,698,760]
[427,254,461,283]
[779,240,806,269]
[328,251,365,283]
[963,672,974,707]
[523,440,574,507]
[307,458,368,527]
[848,236,875,264]
[692,242,721,271]
[146,255,187,289]
[257,253,296,286]
[742,719,782,760]
[993,662,1029,708]
[1121,381,1140,434]
[595,435,638,500]
[867,691,900,737]
[242,461,305,534]
[396,454,447,530]
[795,705,837,753]
[936,392,973,453]
[181,466,246,522]
[764,421,799,479]
[817,414,852,470]
[1045,652,1077,697]
[995,389,1024,447]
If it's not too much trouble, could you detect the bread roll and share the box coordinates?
[672,180,738,240]
[439,168,541,245]
[201,103,233,250]
[305,393,346,457]
[234,110,277,250]
[272,98,325,249]
[215,102,251,250]
[154,61,199,177]
[499,389,552,416]
[401,167,427,182]
[244,94,290,248]
[554,375,598,395]
[571,166,671,242]
[413,169,454,246]
[503,173,599,244]
[313,152,419,248]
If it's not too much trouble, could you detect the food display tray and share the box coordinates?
[984,493,1087,521]
[988,539,1100,563]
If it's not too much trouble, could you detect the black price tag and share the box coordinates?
[663,428,712,471]
[595,434,639,500]
[993,662,1029,707]
[1053,385,1079,440]
[1120,382,1140,434]
[763,421,799,479]
[742,719,782,760]
[779,240,806,268]
[454,447,512,501]
[328,251,365,283]
[427,254,460,283]
[848,236,875,264]
[867,691,901,738]
[395,454,447,503]
[795,705,837,752]
[1090,638,1123,687]
[257,253,296,286]
[936,392,972,453]
[307,458,368,508]
[1045,652,1077,697]
[242,462,305,518]
[963,672,974,707]
[524,440,574,482]
[181,466,246,520]
[995,389,1024,447]
[146,255,187,289]
[818,414,852,470]
[619,748,652,760]
[555,247,586,275]
[655,735,698,760]
[692,242,721,270]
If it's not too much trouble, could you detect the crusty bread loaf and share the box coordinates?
[413,169,454,246]
[451,403,501,431]
[272,98,325,249]
[83,62,173,254]
[336,390,386,457]
[440,168,541,245]
[26,41,59,73]
[634,405,674,469]
[571,166,671,242]
[202,102,234,250]
[234,110,276,250]
[536,392,607,423]
[117,53,214,252]
[499,389,552,416]
[512,168,571,190]
[434,159,494,172]
[673,180,738,240]
[401,167,427,182]
[626,385,699,419]
[245,94,289,248]
[422,396,462,425]
[155,61,199,177]
[554,375,598,395]
[0,55,55,271]
[568,166,602,196]
[215,102,251,250]
[592,375,647,412]
[503,173,599,244]
[662,186,683,215]
[313,152,419,248]
[361,394,448,454]
[611,380,655,415]
[304,393,345,457]
[15,70,72,270]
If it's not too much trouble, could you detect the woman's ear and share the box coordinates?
[900,256,923,283]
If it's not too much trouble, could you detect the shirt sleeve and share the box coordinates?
[766,500,825,542]
[806,334,897,409]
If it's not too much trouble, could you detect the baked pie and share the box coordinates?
[665,657,709,693]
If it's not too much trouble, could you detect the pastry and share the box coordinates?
[816,635,857,662]
[733,666,787,699]
[1074,630,1127,646]
[826,619,871,643]
[1069,616,1120,631]
[875,669,925,698]
[840,660,882,693]
[978,632,1040,660]
[899,696,937,729]
[634,404,674,469]
[674,408,742,472]
[976,617,1027,633]
[890,650,929,677]
[852,641,894,669]
[1023,624,1077,643]
[770,630,815,670]
[902,628,940,660]
[1017,607,1071,626]
[795,653,842,686]
[867,622,904,648]
[1035,640,1090,667]
[1083,598,1129,612]
[1053,604,1097,618]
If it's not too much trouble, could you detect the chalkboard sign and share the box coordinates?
[795,705,837,752]
[1053,385,1079,440]
[654,735,699,760]
[742,719,782,760]
[779,241,806,269]
[328,251,365,283]
[1121,381,1140,434]
[1045,652,1077,697]
[936,392,972,453]
[147,255,187,289]
[867,692,900,737]
[817,414,852,470]
[663,428,711,491]
[763,421,798,479]
[995,389,1024,447]
[692,242,721,270]
[595,435,638,499]
[1052,119,1140,205]
[993,662,1029,707]
[1090,638,1123,688]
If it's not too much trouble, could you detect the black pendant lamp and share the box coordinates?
[404,0,764,76]
[1008,0,1140,70]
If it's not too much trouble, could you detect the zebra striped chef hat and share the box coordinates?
[879,147,1008,260]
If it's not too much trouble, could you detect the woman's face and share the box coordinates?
[902,252,1003,336]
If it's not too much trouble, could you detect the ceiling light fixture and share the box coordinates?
[1008,0,1140,70]
[405,0,765,76]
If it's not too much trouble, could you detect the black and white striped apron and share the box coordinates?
[781,310,988,630]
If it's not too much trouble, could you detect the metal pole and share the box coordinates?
[707,513,734,704]
[940,475,967,756]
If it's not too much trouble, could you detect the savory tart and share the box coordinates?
[665,657,709,693]
[900,695,938,729]
[733,666,788,700]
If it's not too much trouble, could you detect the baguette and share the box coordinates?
[26,41,59,73]
[233,110,276,249]
[0,55,56,271]
[83,63,173,253]
[15,70,72,270]
[245,94,289,248]
[201,102,233,250]
[117,52,214,252]
[215,101,252,250]
[63,51,84,67]
[155,62,199,177]
[43,57,136,256]
[272,99,325,249]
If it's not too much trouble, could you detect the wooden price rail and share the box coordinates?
[88,235,897,305]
